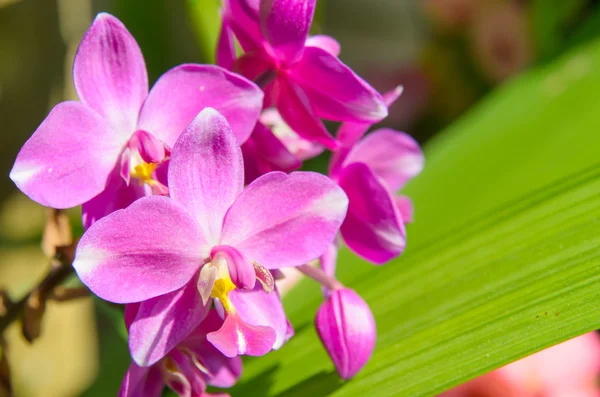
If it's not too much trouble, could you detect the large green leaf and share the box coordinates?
[231,36,600,396]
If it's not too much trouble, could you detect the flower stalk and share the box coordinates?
[297,263,343,292]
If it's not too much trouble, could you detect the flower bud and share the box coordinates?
[315,288,376,379]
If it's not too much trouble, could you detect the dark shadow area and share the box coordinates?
[289,321,311,337]
[227,364,279,397]
[276,370,344,397]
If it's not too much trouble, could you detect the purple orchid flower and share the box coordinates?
[242,108,323,183]
[328,87,424,264]
[315,287,376,380]
[72,108,348,366]
[120,310,242,397]
[217,0,387,149]
[10,13,263,228]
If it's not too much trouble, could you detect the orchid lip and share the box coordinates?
[120,130,169,193]
[197,254,275,315]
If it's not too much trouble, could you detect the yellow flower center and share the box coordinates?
[130,162,158,186]
[210,272,237,314]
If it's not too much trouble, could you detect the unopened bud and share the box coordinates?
[315,288,376,379]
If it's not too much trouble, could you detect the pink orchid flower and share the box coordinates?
[315,287,376,380]
[10,13,263,228]
[328,87,424,264]
[218,0,387,150]
[242,108,323,183]
[72,108,348,366]
[440,332,600,397]
[120,310,242,397]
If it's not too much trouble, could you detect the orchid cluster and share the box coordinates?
[9,1,423,396]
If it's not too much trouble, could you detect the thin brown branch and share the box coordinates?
[49,286,89,302]
[0,207,77,341]
[0,340,11,396]
[0,244,76,341]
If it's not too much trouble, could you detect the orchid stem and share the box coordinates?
[0,208,77,340]
[0,255,74,337]
[297,264,343,291]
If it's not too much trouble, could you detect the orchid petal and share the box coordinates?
[260,0,315,65]
[328,145,351,182]
[306,35,341,57]
[73,196,207,303]
[336,86,404,147]
[224,0,262,51]
[216,17,237,71]
[396,195,414,223]
[168,108,244,244]
[234,51,272,82]
[81,169,149,229]
[338,163,405,264]
[73,13,148,135]
[274,77,338,150]
[241,122,301,183]
[229,285,289,349]
[221,171,348,269]
[344,129,424,191]
[138,64,263,146]
[284,318,295,343]
[183,313,243,388]
[129,280,210,366]
[211,245,256,290]
[118,362,164,397]
[162,353,194,397]
[260,108,324,161]
[291,47,387,122]
[336,123,370,149]
[204,350,243,389]
[319,243,338,279]
[170,349,208,397]
[207,312,276,357]
[10,102,125,209]
[124,303,140,331]
[383,85,404,107]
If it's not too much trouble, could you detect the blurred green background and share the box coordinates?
[2,0,600,396]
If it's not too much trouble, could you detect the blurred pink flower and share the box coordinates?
[423,0,480,31]
[440,332,600,397]
[469,2,534,83]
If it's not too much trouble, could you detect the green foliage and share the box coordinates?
[82,299,129,397]
[532,0,592,61]
[186,0,221,64]
[231,36,600,396]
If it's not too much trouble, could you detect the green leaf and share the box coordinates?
[232,37,600,396]
[532,0,587,61]
[82,299,129,397]
[186,0,221,64]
